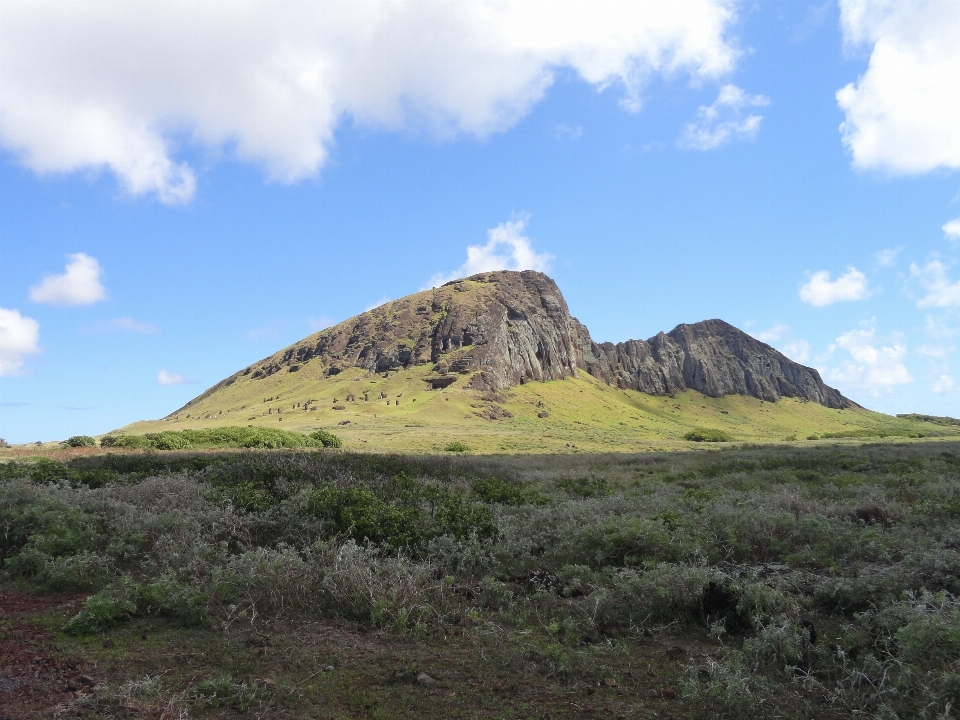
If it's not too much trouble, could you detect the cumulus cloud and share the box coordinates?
[157,369,186,386]
[0,1,740,203]
[875,248,900,267]
[799,267,869,307]
[29,253,106,306]
[751,323,789,343]
[307,316,335,332]
[0,307,41,376]
[781,339,811,364]
[911,260,960,308]
[925,315,958,340]
[427,216,553,288]
[836,0,960,174]
[944,219,960,243]
[932,375,956,395]
[826,325,912,396]
[749,324,811,363]
[917,344,953,359]
[678,84,769,151]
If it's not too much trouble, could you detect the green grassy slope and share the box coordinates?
[117,361,957,452]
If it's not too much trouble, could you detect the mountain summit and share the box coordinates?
[188,270,854,411]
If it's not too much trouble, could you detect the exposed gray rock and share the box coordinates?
[179,270,856,412]
[576,318,854,409]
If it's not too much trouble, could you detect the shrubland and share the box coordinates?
[97,425,342,450]
[2,441,960,718]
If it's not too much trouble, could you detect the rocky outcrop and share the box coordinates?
[200,270,856,410]
[575,318,854,409]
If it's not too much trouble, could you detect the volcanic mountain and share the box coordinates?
[189,270,854,410]
[120,270,923,452]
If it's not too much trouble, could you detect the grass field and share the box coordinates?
[112,364,958,453]
[3,442,960,718]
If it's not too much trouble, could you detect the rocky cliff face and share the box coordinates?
[576,318,853,408]
[214,270,856,409]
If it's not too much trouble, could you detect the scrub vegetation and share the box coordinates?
[2,441,960,718]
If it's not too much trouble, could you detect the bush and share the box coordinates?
[472,477,530,505]
[63,592,136,635]
[150,431,193,450]
[305,473,495,547]
[309,429,343,448]
[108,435,153,449]
[683,428,733,442]
[65,435,96,447]
[96,427,342,451]
[444,441,470,452]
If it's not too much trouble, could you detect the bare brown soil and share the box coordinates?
[0,591,92,719]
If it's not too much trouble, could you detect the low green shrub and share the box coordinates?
[63,592,136,635]
[107,435,152,449]
[444,441,471,452]
[555,475,611,498]
[305,473,495,547]
[97,426,341,451]
[150,431,193,450]
[309,429,343,448]
[65,435,96,447]
[188,675,273,712]
[472,477,531,505]
[205,481,277,512]
[683,428,733,442]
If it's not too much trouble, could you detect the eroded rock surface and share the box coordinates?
[191,270,856,409]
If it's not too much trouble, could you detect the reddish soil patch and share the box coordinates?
[0,591,93,720]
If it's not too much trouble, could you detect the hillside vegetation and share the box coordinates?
[115,366,957,453]
[2,442,960,718]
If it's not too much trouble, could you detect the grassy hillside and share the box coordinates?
[117,362,957,452]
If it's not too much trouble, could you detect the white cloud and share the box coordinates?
[799,267,869,307]
[678,84,769,151]
[749,324,811,363]
[246,322,284,340]
[925,315,958,339]
[826,324,912,396]
[911,260,960,308]
[307,316,334,332]
[157,369,186,386]
[363,297,393,312]
[553,124,584,141]
[932,375,956,395]
[0,307,41,376]
[752,323,789,343]
[917,344,953,359]
[80,317,157,334]
[29,253,106,306]
[836,0,960,174]
[0,1,740,203]
[427,216,553,288]
[875,247,900,267]
[944,219,960,242]
[781,339,811,364]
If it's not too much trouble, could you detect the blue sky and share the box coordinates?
[2,0,959,443]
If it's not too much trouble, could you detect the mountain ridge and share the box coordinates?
[176,270,855,415]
